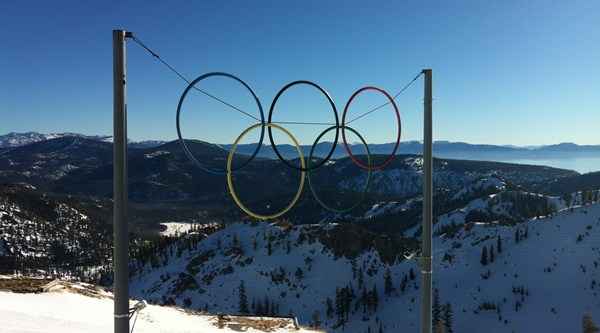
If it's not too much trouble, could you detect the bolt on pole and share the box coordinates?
[113,29,129,333]
[421,68,433,333]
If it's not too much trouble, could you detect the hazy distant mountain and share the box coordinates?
[0,132,111,148]
[2,131,599,174]
[0,135,579,209]
[223,140,600,161]
[0,132,165,149]
[3,131,599,155]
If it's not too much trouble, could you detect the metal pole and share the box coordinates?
[420,69,433,333]
[113,29,129,333]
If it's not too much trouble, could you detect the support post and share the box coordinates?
[421,68,433,333]
[113,29,129,333]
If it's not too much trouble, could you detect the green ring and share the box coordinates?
[306,125,371,214]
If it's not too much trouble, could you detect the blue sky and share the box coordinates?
[1,1,599,145]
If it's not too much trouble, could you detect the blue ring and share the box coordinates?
[176,72,265,175]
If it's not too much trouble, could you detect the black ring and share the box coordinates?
[307,125,371,213]
[267,80,339,172]
[176,72,265,175]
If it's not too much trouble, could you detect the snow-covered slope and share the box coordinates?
[451,176,506,201]
[0,287,319,333]
[432,203,600,332]
[130,201,600,332]
[339,156,568,200]
[130,222,415,332]
[0,184,112,278]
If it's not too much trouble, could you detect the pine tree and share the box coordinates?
[358,268,364,289]
[238,281,249,314]
[490,245,495,263]
[524,226,529,239]
[400,274,408,292]
[347,284,355,300]
[345,286,353,319]
[384,268,394,296]
[497,235,502,253]
[371,285,379,311]
[481,245,488,266]
[326,297,334,319]
[515,229,520,243]
[409,268,416,280]
[267,238,272,256]
[443,302,454,333]
[335,288,345,326]
[295,267,304,280]
[264,296,270,316]
[362,286,369,313]
[433,288,441,325]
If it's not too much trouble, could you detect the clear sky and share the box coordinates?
[1,1,599,146]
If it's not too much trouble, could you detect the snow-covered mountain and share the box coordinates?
[3,132,600,163]
[0,132,165,149]
[128,191,600,332]
[2,133,600,331]
[0,183,112,278]
[0,135,579,228]
[0,132,112,148]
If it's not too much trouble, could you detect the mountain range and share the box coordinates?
[2,132,600,158]
[2,131,600,332]
[0,132,165,149]
[3,133,597,226]
[3,171,600,332]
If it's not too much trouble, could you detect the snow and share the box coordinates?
[159,222,195,236]
[339,158,498,198]
[364,198,419,219]
[432,204,600,332]
[129,201,600,332]
[451,176,506,200]
[0,132,112,148]
[158,222,221,237]
[130,223,370,329]
[145,151,170,159]
[0,289,320,333]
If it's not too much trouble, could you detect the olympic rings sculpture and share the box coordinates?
[176,72,402,219]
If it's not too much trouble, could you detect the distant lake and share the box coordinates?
[501,157,600,174]
[231,143,600,174]
[435,152,600,174]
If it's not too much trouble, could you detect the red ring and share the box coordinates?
[341,86,401,170]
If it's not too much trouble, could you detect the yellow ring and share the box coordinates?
[227,123,305,220]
